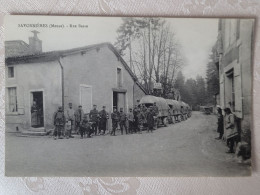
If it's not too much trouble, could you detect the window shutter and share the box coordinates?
[234,63,242,118]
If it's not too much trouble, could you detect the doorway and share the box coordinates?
[80,85,92,114]
[113,92,118,110]
[113,92,126,112]
[31,91,44,128]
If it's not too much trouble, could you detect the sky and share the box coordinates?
[5,16,218,79]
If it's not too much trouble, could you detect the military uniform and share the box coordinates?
[152,104,159,128]
[119,110,128,135]
[127,110,134,134]
[53,108,65,139]
[140,106,148,130]
[99,109,109,135]
[111,111,119,136]
[75,107,84,134]
[147,109,155,132]
[133,107,139,133]
[89,108,99,135]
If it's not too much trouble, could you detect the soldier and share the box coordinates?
[133,105,139,133]
[74,105,84,134]
[147,107,155,133]
[140,104,148,130]
[127,108,134,134]
[66,102,75,138]
[119,108,128,135]
[53,106,65,140]
[152,102,159,129]
[89,105,99,136]
[99,106,109,135]
[137,107,143,134]
[111,108,119,136]
[80,114,91,138]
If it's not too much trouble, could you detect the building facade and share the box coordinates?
[215,19,254,143]
[5,41,147,131]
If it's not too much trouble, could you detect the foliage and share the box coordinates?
[114,17,186,94]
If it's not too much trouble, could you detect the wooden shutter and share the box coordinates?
[234,63,243,118]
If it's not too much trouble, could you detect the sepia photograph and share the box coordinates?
[4,15,254,176]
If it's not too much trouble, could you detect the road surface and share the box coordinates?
[5,111,251,176]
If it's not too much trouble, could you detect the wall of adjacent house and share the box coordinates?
[5,61,62,131]
[239,19,253,143]
[61,45,145,130]
[219,19,253,143]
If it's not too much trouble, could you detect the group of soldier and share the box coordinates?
[53,102,159,140]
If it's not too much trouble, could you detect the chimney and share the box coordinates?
[29,30,42,54]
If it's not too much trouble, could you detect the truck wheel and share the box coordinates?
[168,116,172,124]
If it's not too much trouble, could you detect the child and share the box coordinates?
[80,114,91,138]
[65,119,72,139]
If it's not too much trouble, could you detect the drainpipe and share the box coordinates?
[58,58,64,110]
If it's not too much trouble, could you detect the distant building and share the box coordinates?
[5,30,42,58]
[5,32,147,131]
[214,19,254,143]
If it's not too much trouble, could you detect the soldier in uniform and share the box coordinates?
[137,106,143,134]
[89,105,99,136]
[119,108,128,135]
[99,106,109,135]
[74,105,84,134]
[140,104,148,130]
[152,102,159,129]
[127,108,134,134]
[133,105,139,133]
[53,106,65,140]
[147,107,155,133]
[111,108,119,136]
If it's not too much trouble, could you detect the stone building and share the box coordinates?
[5,33,147,131]
[214,19,254,143]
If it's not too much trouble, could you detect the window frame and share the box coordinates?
[6,86,18,114]
[7,66,15,79]
[116,67,123,88]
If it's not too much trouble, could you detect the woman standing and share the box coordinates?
[215,107,224,140]
[31,101,39,127]
[224,108,239,153]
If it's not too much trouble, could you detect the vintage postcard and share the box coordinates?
[4,15,254,176]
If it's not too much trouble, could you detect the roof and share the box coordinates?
[5,42,148,94]
[5,40,31,57]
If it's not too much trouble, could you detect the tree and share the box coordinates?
[183,78,197,108]
[114,17,186,95]
[206,46,219,105]
[174,71,185,100]
[196,75,207,106]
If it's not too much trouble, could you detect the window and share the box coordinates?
[8,87,17,112]
[8,67,14,78]
[226,71,235,112]
[117,68,122,87]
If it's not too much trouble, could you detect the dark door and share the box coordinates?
[113,92,118,111]
[31,91,44,127]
